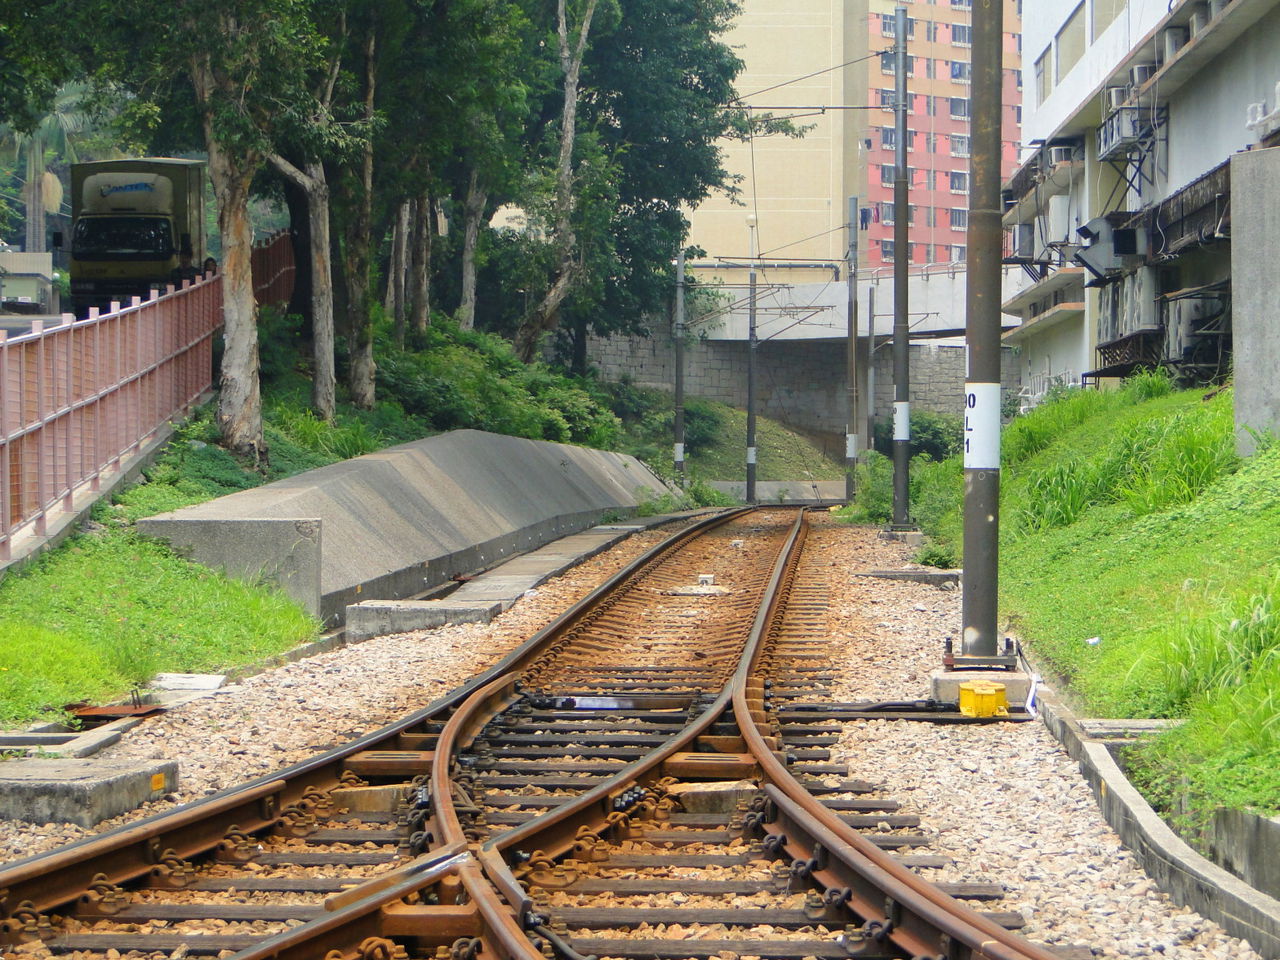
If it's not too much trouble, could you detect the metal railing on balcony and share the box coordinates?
[1,230,294,564]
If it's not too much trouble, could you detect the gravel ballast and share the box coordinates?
[0,517,1263,958]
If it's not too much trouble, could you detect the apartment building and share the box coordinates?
[1000,0,1280,426]
[862,0,1023,268]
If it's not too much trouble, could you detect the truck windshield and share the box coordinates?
[72,217,173,259]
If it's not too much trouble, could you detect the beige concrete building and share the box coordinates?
[687,0,870,286]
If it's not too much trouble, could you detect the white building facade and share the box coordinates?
[1002,0,1280,409]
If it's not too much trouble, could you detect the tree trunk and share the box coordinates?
[193,53,265,463]
[345,20,377,410]
[512,0,598,361]
[387,199,409,347]
[269,155,337,420]
[24,139,45,253]
[410,189,431,334]
[283,176,313,324]
[458,169,486,331]
[571,314,588,375]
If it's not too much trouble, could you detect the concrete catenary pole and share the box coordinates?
[961,0,1005,655]
[892,5,911,526]
[867,285,876,449]
[746,215,758,504]
[674,249,687,488]
[846,196,860,502]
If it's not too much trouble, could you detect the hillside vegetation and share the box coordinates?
[0,319,845,727]
[844,374,1279,837]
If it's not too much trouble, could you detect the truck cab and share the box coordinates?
[67,159,206,317]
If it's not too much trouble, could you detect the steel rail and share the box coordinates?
[732,551,1063,960]
[417,509,810,960]
[455,505,1069,960]
[0,508,745,937]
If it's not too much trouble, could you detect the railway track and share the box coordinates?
[0,508,1086,960]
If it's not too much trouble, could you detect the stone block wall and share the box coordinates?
[588,333,1020,444]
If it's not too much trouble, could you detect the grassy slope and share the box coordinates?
[689,405,844,482]
[839,379,1280,832]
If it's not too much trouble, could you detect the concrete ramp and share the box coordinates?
[138,430,668,624]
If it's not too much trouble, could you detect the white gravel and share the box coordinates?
[810,518,1263,960]
[0,515,1265,959]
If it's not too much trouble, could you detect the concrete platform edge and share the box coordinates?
[1037,686,1280,958]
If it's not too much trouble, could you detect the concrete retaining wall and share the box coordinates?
[138,430,668,626]
[1232,146,1280,456]
[587,334,1020,453]
[1038,688,1280,957]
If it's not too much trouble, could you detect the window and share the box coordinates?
[925,20,940,41]
[1014,68,1023,89]
[1034,49,1051,105]
[950,134,970,157]
[922,169,936,190]
[881,164,895,185]
[951,23,972,45]
[1093,0,1124,40]
[925,132,938,151]
[923,206,937,227]
[950,60,971,83]
[950,170,969,192]
[881,13,916,36]
[1056,3,1085,82]
[878,88,895,109]
[881,126,896,149]
[925,95,937,116]
[906,129,917,151]
[882,240,896,262]
[950,96,970,118]
[952,244,967,261]
[950,207,968,229]
[951,0,971,7]
[925,57,936,79]
[1014,105,1023,123]
[881,201,896,224]
[1012,31,1022,52]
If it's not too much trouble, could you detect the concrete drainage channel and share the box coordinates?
[0,515,691,829]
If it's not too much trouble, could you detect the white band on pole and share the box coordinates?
[893,401,910,441]
[747,447,757,465]
[963,382,1001,469]
[674,442,685,462]
[845,434,859,458]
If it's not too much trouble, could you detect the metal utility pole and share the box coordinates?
[891,5,911,527]
[746,215,758,503]
[960,0,1005,660]
[867,285,876,448]
[673,250,687,488]
[845,196,859,502]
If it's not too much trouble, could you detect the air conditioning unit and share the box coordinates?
[1048,145,1076,165]
[1012,223,1035,259]
[1189,3,1209,35]
[1106,86,1130,111]
[1161,26,1188,62]
[1131,63,1157,88]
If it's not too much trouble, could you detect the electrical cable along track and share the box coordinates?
[0,509,1088,960]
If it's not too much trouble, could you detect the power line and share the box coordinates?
[732,52,882,102]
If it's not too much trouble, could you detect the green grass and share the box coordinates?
[0,531,316,726]
[833,378,1280,831]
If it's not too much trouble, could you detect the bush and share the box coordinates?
[872,409,961,462]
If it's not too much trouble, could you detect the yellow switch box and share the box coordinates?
[958,680,1009,718]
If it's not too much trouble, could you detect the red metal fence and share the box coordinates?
[0,231,295,564]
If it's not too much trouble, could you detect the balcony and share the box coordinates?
[1001,266,1086,345]
[1002,155,1084,226]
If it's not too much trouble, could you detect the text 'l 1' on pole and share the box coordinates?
[960,0,1006,661]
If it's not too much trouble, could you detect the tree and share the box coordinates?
[0,82,89,252]
[72,0,327,461]
[511,0,614,361]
